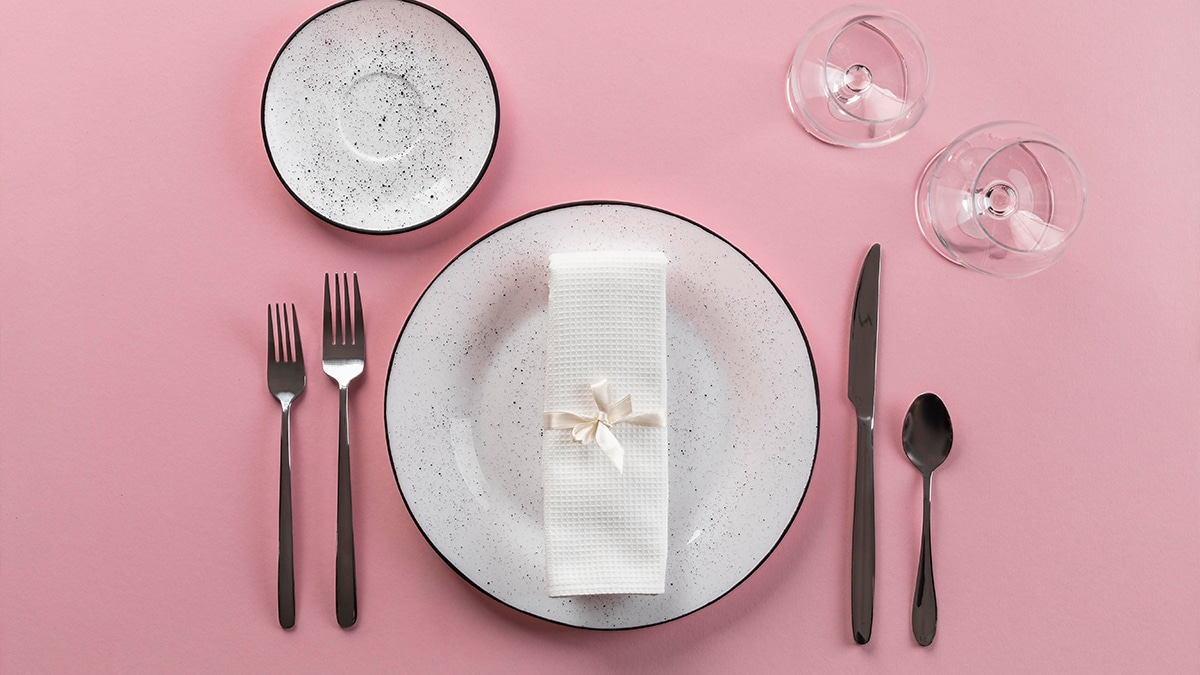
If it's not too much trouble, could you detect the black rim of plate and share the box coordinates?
[260,0,500,235]
[383,201,822,629]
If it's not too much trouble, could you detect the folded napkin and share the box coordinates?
[541,250,668,597]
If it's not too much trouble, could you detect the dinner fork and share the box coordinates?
[323,273,364,629]
[267,303,305,630]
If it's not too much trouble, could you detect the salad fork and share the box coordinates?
[267,303,305,629]
[323,273,364,629]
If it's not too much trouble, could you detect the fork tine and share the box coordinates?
[276,304,286,362]
[291,303,303,364]
[352,273,363,346]
[282,303,294,362]
[323,273,334,346]
[268,305,277,363]
[335,273,344,345]
[342,273,353,344]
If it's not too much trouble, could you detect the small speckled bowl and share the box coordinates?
[384,202,821,629]
[262,0,499,234]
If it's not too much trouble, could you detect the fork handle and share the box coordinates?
[278,405,296,629]
[336,385,357,628]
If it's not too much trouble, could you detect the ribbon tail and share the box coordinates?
[594,423,624,473]
[607,395,634,422]
[621,411,667,428]
[543,411,592,430]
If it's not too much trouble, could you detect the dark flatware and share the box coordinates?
[902,392,954,646]
[848,243,880,645]
[267,303,305,629]
[323,273,365,629]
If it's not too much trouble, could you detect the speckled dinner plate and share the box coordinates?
[384,202,820,629]
[261,0,498,234]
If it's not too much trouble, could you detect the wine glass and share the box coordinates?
[787,5,933,148]
[915,121,1087,278]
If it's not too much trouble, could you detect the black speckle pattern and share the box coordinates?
[263,0,498,232]
[383,203,819,629]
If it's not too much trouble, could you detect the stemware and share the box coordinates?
[787,5,933,148]
[915,121,1086,277]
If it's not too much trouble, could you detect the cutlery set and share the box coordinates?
[267,248,954,641]
[265,273,365,629]
[848,244,955,646]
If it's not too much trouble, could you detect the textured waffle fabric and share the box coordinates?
[542,251,668,597]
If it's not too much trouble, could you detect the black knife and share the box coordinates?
[849,243,880,645]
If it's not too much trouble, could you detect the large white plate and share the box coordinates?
[385,202,820,628]
[262,0,498,234]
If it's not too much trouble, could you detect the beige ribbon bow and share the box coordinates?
[542,379,666,473]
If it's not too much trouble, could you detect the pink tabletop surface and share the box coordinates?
[2,0,1197,672]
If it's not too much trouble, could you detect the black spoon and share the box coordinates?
[902,393,953,646]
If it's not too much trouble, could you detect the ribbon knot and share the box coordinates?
[543,379,666,473]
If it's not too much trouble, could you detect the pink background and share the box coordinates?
[2,0,1197,672]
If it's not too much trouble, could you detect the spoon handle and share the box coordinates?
[912,471,937,646]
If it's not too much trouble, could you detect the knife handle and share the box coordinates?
[851,416,875,645]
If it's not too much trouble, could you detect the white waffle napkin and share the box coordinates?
[541,251,668,597]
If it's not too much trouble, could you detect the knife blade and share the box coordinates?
[848,243,880,645]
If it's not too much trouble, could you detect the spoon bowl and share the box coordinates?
[903,392,953,474]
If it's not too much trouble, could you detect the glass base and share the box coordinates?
[913,121,1086,278]
[786,6,932,149]
[914,146,963,266]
